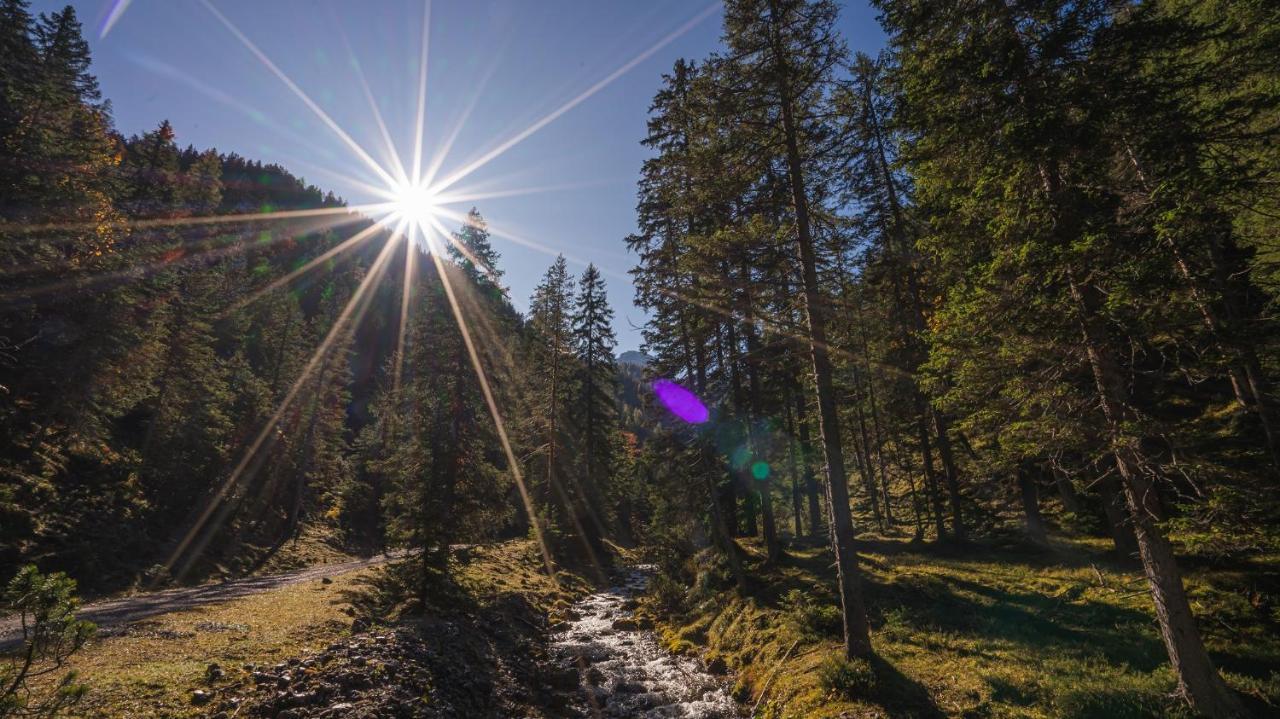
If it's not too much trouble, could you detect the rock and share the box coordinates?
[321,576,333,584]
[191,689,213,705]
[611,618,639,631]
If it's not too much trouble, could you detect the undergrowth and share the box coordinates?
[644,534,1280,718]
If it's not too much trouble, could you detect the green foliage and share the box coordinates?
[0,3,364,585]
[817,656,878,699]
[0,565,94,718]
[781,588,842,642]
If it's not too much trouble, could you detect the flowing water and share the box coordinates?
[549,568,742,718]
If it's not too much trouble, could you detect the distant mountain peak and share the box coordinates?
[618,350,652,367]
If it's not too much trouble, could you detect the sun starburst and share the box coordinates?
[156,0,721,583]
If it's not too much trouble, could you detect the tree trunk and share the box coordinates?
[769,0,871,657]
[914,410,947,541]
[1018,467,1047,547]
[741,259,780,561]
[1067,269,1241,717]
[1099,473,1139,558]
[851,393,885,532]
[794,389,824,541]
[932,409,965,541]
[703,446,746,592]
[1050,466,1084,516]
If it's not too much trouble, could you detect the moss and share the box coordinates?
[646,535,1280,718]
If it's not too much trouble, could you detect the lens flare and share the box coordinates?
[653,379,709,424]
[393,181,439,226]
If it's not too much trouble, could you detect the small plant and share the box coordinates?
[818,655,877,699]
[781,588,842,641]
[648,572,686,613]
[1,566,95,719]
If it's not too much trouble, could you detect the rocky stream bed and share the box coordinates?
[201,568,738,718]
[549,568,741,718]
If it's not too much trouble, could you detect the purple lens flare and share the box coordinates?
[653,379,709,424]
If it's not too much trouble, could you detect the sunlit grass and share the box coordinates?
[29,571,367,719]
[645,535,1280,718]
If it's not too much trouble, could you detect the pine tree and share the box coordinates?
[571,263,618,547]
[718,0,873,658]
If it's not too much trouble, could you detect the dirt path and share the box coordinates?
[0,551,405,651]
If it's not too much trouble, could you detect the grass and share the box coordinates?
[644,534,1280,718]
[17,539,584,718]
[30,567,367,718]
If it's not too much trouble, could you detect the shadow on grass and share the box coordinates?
[740,537,1175,673]
[869,654,947,718]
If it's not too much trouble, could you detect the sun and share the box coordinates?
[391,180,439,228]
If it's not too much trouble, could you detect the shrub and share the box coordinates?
[648,572,687,613]
[1,565,95,718]
[781,588,842,641]
[818,655,877,698]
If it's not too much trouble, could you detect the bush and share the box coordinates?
[648,572,687,613]
[1,565,95,718]
[818,655,878,698]
[781,588,842,641]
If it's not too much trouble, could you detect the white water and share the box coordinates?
[549,569,741,718]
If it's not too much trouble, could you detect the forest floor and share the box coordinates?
[12,540,588,718]
[643,533,1280,718]
[0,550,402,651]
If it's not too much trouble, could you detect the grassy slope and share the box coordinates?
[21,539,579,718]
[646,535,1280,718]
[44,567,366,718]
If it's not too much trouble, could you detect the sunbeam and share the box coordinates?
[221,221,393,317]
[163,232,401,579]
[199,0,399,189]
[423,234,557,580]
[334,22,409,186]
[392,224,416,397]
[417,56,502,191]
[410,0,432,186]
[0,213,372,308]
[429,2,720,195]
[431,178,625,207]
[0,204,378,240]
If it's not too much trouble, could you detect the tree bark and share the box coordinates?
[768,0,871,657]
[1050,465,1084,516]
[1066,269,1241,717]
[794,388,825,541]
[1018,467,1047,547]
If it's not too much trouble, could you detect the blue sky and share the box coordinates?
[33,0,885,352]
